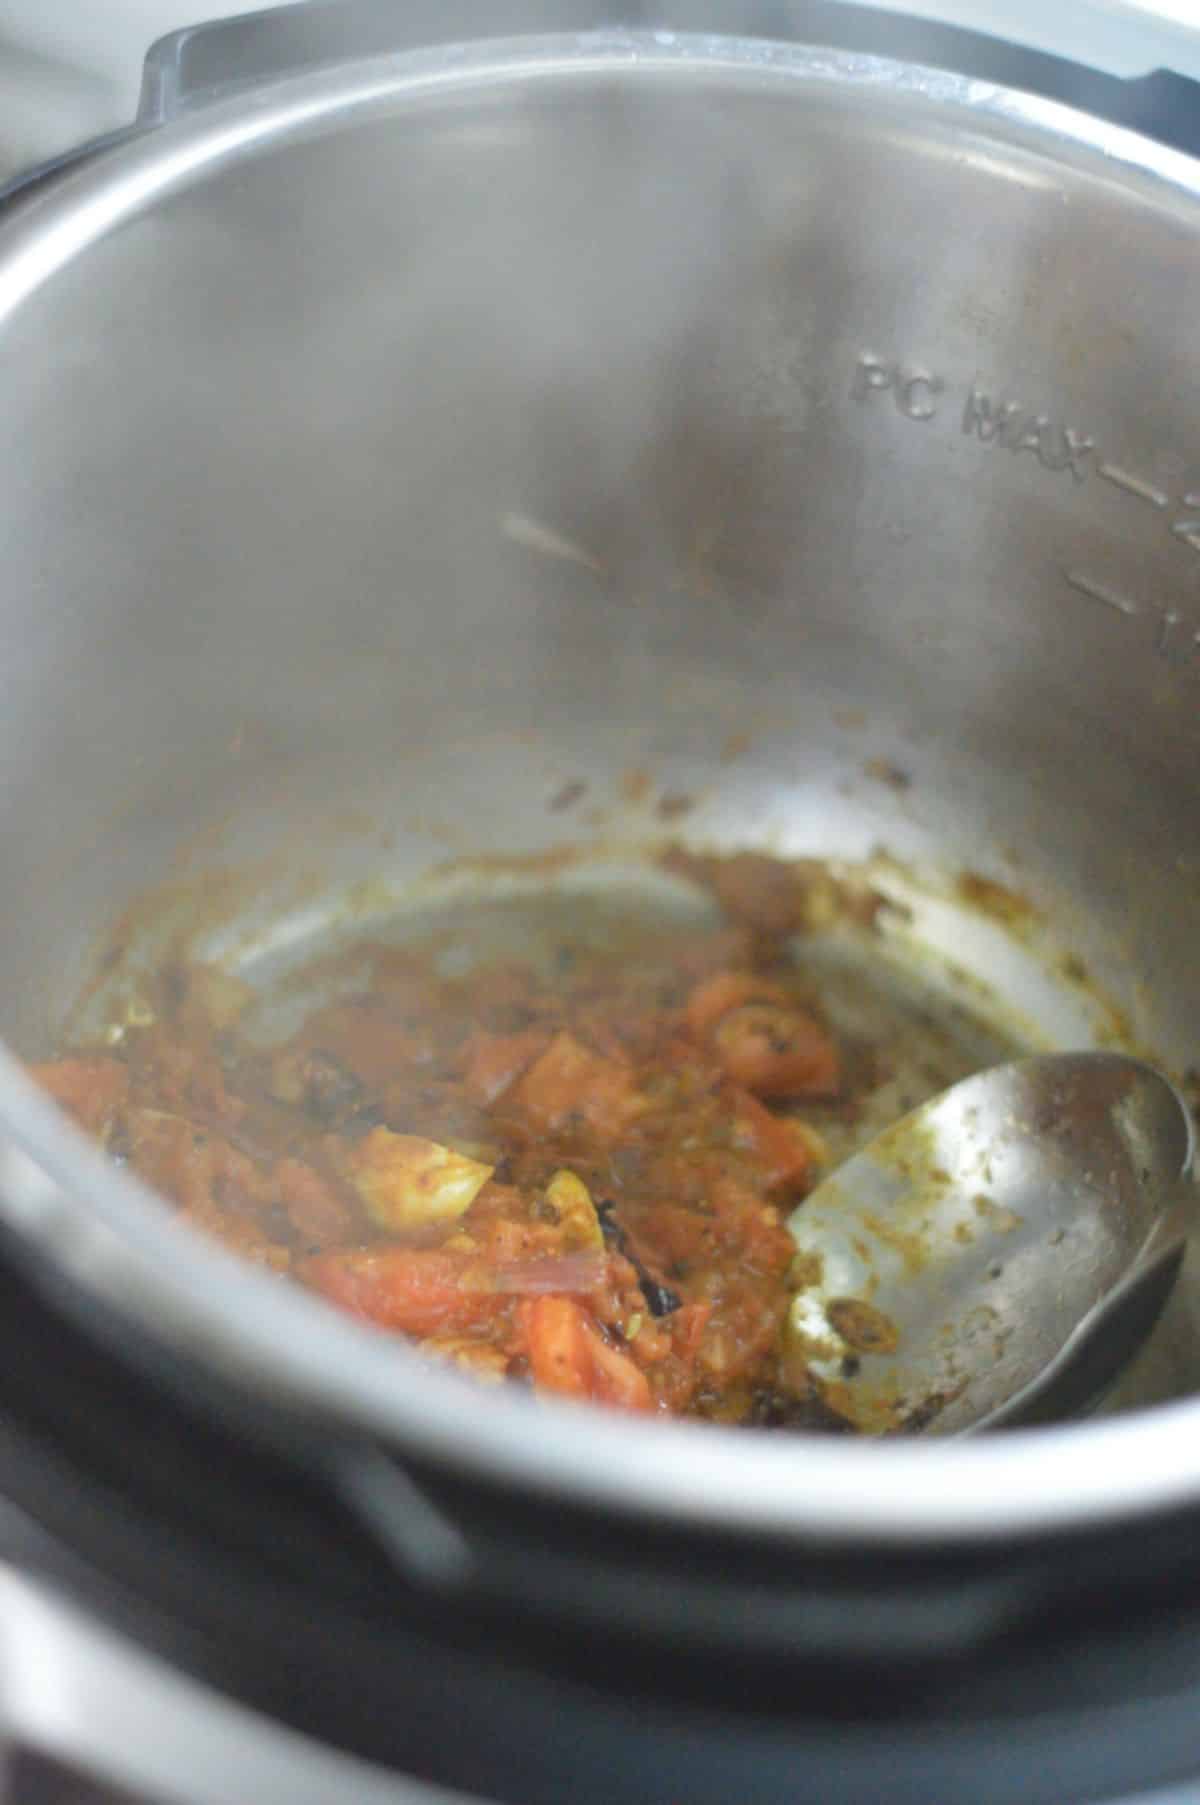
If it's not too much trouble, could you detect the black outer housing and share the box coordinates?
[5,1213,1200,1805]
[4,6,1200,1803]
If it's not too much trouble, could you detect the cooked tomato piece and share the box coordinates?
[29,1056,127,1138]
[731,1090,816,1192]
[303,1245,609,1337]
[685,971,788,1038]
[291,996,440,1090]
[695,1290,789,1386]
[513,1031,644,1139]
[274,1157,356,1243]
[125,1107,221,1219]
[684,970,838,1097]
[519,1296,652,1412]
[303,1248,506,1337]
[34,849,863,1429]
[126,1025,245,1126]
[123,1107,288,1269]
[713,1004,839,1098]
[461,1029,549,1106]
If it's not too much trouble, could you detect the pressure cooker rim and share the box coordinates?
[1,30,1198,1552]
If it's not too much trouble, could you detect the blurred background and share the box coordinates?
[0,0,282,177]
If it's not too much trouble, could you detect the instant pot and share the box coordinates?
[1,2,1200,1800]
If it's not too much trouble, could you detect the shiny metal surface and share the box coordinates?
[0,1565,481,1805]
[0,1552,1190,1805]
[787,1053,1195,1433]
[0,33,1196,1543]
[0,1555,1194,1805]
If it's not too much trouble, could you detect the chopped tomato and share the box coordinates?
[33,847,863,1428]
[303,1248,506,1337]
[732,1090,815,1192]
[274,1157,355,1243]
[513,1031,644,1140]
[639,1304,712,1414]
[462,1029,549,1106]
[29,1056,127,1138]
[519,1296,652,1411]
[289,996,440,1091]
[304,1245,608,1336]
[685,970,788,1038]
[696,1290,789,1384]
[713,1004,839,1098]
[121,1107,287,1268]
[126,1026,244,1126]
[685,971,838,1097]
[125,1107,223,1220]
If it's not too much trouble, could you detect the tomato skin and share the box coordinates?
[713,1004,839,1098]
[303,1248,506,1337]
[732,1090,815,1193]
[686,971,787,1038]
[303,1247,610,1338]
[461,1030,549,1106]
[274,1157,354,1242]
[686,973,839,1099]
[513,1032,643,1140]
[519,1296,652,1412]
[518,1295,587,1396]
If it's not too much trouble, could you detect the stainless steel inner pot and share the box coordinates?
[0,30,1197,1549]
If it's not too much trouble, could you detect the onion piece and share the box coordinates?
[489,1252,608,1295]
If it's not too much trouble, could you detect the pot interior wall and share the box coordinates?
[0,56,1195,1401]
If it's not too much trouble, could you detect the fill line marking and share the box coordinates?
[1063,569,1141,617]
[1096,462,1170,509]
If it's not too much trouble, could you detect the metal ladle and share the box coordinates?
[786,1053,1196,1436]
